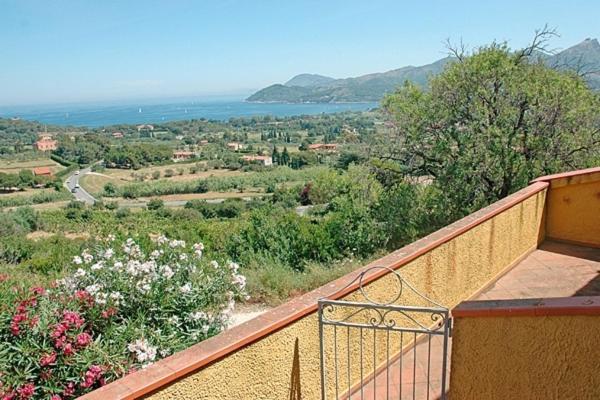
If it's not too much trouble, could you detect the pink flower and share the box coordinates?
[62,343,74,356]
[40,352,57,367]
[16,383,35,399]
[62,383,75,397]
[1,392,15,400]
[81,365,104,388]
[101,308,117,319]
[62,311,84,328]
[76,332,92,348]
[0,274,8,282]
[50,396,62,400]
[30,287,45,296]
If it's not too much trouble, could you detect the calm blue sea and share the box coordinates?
[0,98,378,128]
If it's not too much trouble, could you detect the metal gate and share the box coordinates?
[318,267,451,400]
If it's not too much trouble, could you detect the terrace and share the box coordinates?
[81,167,600,400]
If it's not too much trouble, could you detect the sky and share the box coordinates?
[1,0,598,106]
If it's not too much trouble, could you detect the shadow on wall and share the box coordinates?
[289,338,302,400]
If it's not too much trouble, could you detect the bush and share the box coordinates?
[115,208,130,219]
[104,201,118,210]
[0,236,247,399]
[146,198,164,211]
[152,170,161,180]
[164,169,175,178]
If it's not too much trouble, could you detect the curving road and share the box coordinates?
[64,167,96,205]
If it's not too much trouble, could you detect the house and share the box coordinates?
[307,143,337,152]
[136,124,154,132]
[199,140,209,146]
[227,142,244,151]
[112,132,124,139]
[33,135,58,152]
[241,155,273,166]
[32,167,53,176]
[172,151,195,162]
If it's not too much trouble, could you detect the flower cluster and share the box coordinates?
[0,235,246,400]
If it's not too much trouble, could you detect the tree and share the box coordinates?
[281,147,290,166]
[379,32,600,220]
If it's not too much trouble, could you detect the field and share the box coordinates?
[0,158,65,174]
[81,167,251,196]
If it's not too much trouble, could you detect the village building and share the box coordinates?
[227,142,244,151]
[172,151,196,162]
[112,132,124,139]
[32,167,53,177]
[241,155,273,166]
[136,124,155,132]
[307,143,338,152]
[33,135,58,152]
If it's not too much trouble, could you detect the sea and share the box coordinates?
[0,97,378,128]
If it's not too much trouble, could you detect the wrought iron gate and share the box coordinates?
[318,267,451,400]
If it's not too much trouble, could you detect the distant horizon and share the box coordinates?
[2,0,599,106]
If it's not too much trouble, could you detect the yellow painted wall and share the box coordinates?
[545,172,600,247]
[147,190,546,400]
[449,314,600,399]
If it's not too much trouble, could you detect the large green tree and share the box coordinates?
[380,35,600,220]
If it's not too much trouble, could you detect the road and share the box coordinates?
[64,167,96,205]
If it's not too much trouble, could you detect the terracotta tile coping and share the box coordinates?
[531,166,600,184]
[453,296,600,318]
[80,181,549,400]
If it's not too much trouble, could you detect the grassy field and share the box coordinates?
[0,158,65,174]
[103,164,246,181]
[0,188,60,198]
[79,173,126,194]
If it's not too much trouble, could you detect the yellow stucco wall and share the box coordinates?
[545,171,600,247]
[147,190,546,400]
[449,314,600,400]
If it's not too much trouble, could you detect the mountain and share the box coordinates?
[546,38,600,90]
[247,39,600,103]
[284,74,335,87]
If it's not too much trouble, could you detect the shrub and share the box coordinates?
[164,169,175,178]
[151,170,161,180]
[115,208,130,219]
[146,198,164,211]
[0,235,247,399]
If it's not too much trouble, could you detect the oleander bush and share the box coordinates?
[0,235,246,399]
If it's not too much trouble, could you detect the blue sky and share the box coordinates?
[1,0,598,106]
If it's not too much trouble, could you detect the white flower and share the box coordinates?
[150,250,161,259]
[91,261,104,271]
[228,262,240,273]
[113,261,124,270]
[127,338,157,363]
[161,266,175,279]
[167,315,180,325]
[136,280,152,294]
[103,248,114,259]
[95,292,108,305]
[74,268,86,278]
[82,250,93,264]
[169,239,186,248]
[210,260,219,270]
[179,253,188,261]
[153,235,168,245]
[159,349,171,358]
[202,324,210,334]
[107,234,116,242]
[109,291,123,305]
[232,274,246,290]
[73,256,83,265]
[179,283,192,294]
[193,243,204,258]
[189,311,207,321]
[85,284,102,296]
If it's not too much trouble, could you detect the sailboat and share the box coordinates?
[139,108,142,113]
